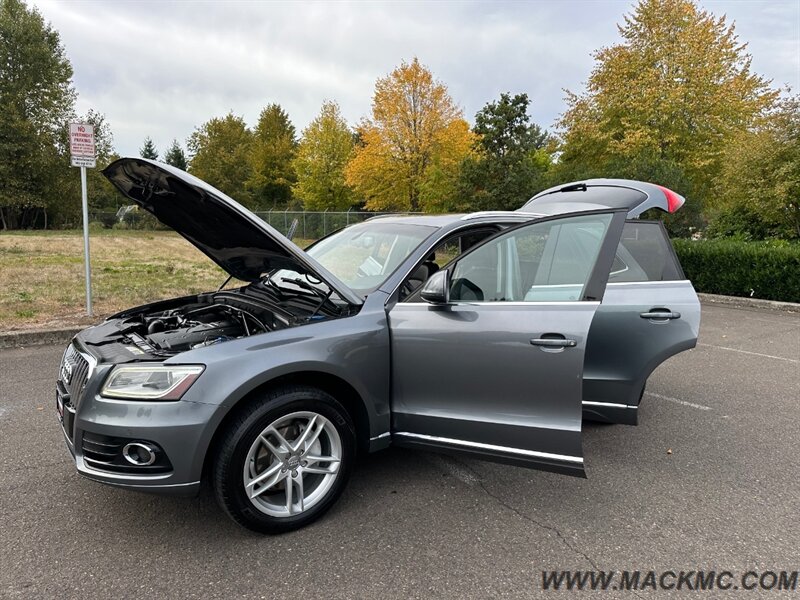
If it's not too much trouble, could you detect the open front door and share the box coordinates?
[389,211,626,477]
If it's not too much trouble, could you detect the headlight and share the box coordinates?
[100,365,204,400]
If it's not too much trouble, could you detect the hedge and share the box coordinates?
[672,239,800,303]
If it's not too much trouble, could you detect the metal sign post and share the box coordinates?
[79,166,92,315]
[69,123,96,316]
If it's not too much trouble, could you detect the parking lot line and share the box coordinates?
[644,391,713,411]
[697,343,799,364]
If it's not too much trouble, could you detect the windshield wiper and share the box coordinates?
[280,276,328,300]
[261,273,285,297]
[280,276,342,317]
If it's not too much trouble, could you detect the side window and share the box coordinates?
[609,221,683,282]
[450,213,614,303]
[400,228,498,301]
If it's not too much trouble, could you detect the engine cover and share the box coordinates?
[146,320,243,352]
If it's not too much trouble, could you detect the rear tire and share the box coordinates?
[212,385,355,533]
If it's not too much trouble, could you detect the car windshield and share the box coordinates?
[273,221,437,296]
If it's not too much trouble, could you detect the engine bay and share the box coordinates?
[79,282,352,362]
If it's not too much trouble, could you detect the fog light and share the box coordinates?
[122,442,157,466]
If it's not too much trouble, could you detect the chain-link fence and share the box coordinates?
[253,210,423,239]
[88,208,421,239]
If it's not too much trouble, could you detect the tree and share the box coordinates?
[712,95,800,239]
[163,139,187,171]
[188,113,253,206]
[292,101,356,211]
[345,58,474,212]
[247,103,297,208]
[0,0,76,229]
[457,93,553,211]
[139,136,158,160]
[556,0,778,208]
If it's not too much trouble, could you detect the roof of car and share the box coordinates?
[364,211,542,228]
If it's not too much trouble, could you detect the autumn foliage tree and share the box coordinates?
[556,0,778,210]
[346,58,474,212]
[292,101,356,211]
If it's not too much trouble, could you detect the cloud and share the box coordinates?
[32,0,800,157]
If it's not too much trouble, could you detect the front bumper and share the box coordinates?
[56,342,220,497]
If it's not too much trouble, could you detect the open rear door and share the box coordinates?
[519,180,699,424]
[582,220,701,424]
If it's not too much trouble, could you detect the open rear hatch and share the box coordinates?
[519,179,685,218]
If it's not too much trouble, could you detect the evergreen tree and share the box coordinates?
[140,136,158,160]
[457,93,552,211]
[163,139,187,171]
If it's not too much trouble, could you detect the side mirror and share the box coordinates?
[420,270,449,304]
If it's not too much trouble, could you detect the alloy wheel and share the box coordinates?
[242,411,342,517]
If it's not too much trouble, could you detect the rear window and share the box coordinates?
[609,221,684,282]
[523,186,647,212]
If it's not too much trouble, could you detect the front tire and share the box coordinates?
[213,385,355,533]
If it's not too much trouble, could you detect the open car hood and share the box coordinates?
[519,179,685,218]
[103,158,363,306]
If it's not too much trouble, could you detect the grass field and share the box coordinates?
[0,230,312,331]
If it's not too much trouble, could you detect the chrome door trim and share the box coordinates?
[606,280,692,287]
[581,401,636,409]
[393,432,584,465]
[398,301,601,307]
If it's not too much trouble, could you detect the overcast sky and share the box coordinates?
[32,0,800,158]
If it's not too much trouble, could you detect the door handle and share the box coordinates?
[640,309,681,320]
[530,338,577,348]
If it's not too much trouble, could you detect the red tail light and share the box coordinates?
[656,185,685,213]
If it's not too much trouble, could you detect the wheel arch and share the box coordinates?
[200,370,372,482]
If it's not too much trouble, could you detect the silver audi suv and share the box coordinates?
[55,158,700,532]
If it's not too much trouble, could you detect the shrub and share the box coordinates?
[87,221,106,232]
[704,203,773,241]
[672,239,800,303]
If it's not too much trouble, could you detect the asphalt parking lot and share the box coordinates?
[1,303,798,598]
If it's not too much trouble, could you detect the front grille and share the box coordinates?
[61,343,91,402]
[57,342,92,443]
[81,432,173,474]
